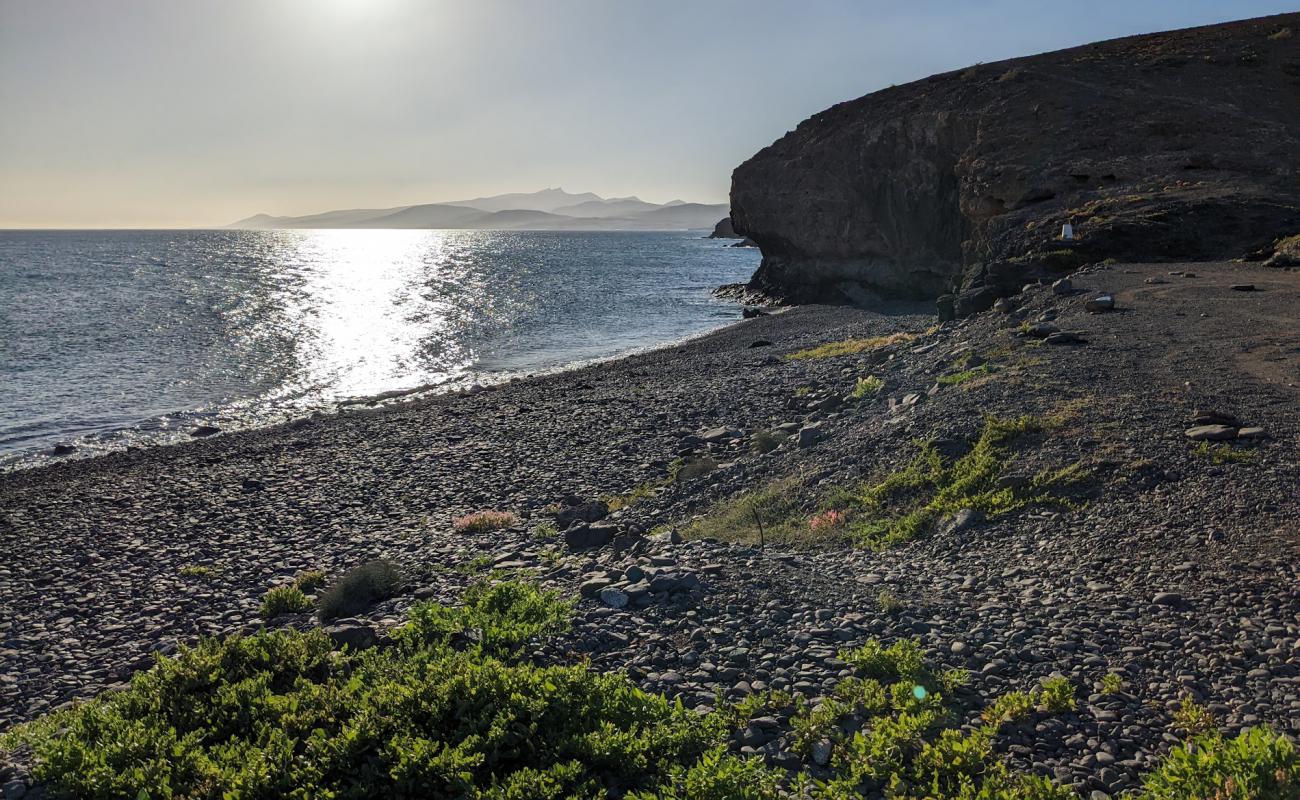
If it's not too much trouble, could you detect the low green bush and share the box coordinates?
[293,569,327,593]
[851,375,884,398]
[317,558,403,622]
[1134,726,1297,799]
[258,584,311,619]
[395,580,572,657]
[3,586,1293,800]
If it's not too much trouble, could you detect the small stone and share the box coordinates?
[1230,284,1256,292]
[598,586,629,609]
[1152,592,1183,607]
[1085,294,1115,312]
[52,443,76,456]
[190,425,221,437]
[749,339,773,348]
[797,424,824,448]
[1052,278,1073,295]
[1235,427,1266,439]
[1045,331,1084,345]
[1184,425,1237,442]
[701,426,740,443]
[812,739,833,766]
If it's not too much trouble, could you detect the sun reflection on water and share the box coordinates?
[255,229,473,405]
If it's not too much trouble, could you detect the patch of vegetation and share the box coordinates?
[850,375,884,398]
[259,584,311,619]
[1100,673,1125,695]
[532,521,559,540]
[684,476,832,548]
[317,558,403,622]
[788,639,1078,798]
[455,553,494,575]
[452,509,519,533]
[876,589,902,614]
[177,564,217,578]
[293,569,327,593]
[1136,726,1297,799]
[607,478,668,511]
[937,364,994,386]
[1038,676,1076,713]
[3,589,1294,800]
[827,415,1087,550]
[395,580,571,656]
[786,332,916,361]
[669,455,718,483]
[1192,441,1256,464]
[1173,696,1218,737]
[794,386,811,398]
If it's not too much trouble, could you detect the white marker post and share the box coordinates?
[1061,222,1074,241]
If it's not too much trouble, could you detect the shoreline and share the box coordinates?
[1,289,767,475]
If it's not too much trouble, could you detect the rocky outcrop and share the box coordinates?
[708,217,742,238]
[730,14,1300,308]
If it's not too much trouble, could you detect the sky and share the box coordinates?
[1,1,1296,228]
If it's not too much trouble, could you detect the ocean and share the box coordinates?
[0,229,759,468]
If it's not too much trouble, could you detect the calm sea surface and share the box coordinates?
[0,229,758,468]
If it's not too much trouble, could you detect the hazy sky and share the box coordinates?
[2,1,1295,228]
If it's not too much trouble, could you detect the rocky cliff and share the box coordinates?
[730,14,1300,310]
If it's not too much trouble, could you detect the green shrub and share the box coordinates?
[293,569,327,593]
[628,748,784,800]
[178,564,217,578]
[876,589,902,613]
[851,375,885,398]
[317,558,403,622]
[2,625,725,798]
[396,580,572,657]
[983,691,1035,725]
[841,638,926,682]
[1038,677,1076,712]
[259,584,311,619]
[1135,727,1297,799]
[1100,673,1124,695]
[1173,696,1218,737]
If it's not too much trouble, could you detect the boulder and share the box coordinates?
[1085,294,1115,312]
[554,499,608,529]
[324,621,378,651]
[564,521,619,551]
[708,216,742,239]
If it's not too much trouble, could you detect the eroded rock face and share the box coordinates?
[730,14,1300,305]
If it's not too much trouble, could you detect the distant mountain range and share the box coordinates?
[228,189,727,231]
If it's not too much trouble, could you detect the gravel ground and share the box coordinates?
[1,260,1297,797]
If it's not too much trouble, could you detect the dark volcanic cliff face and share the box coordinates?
[730,14,1300,306]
